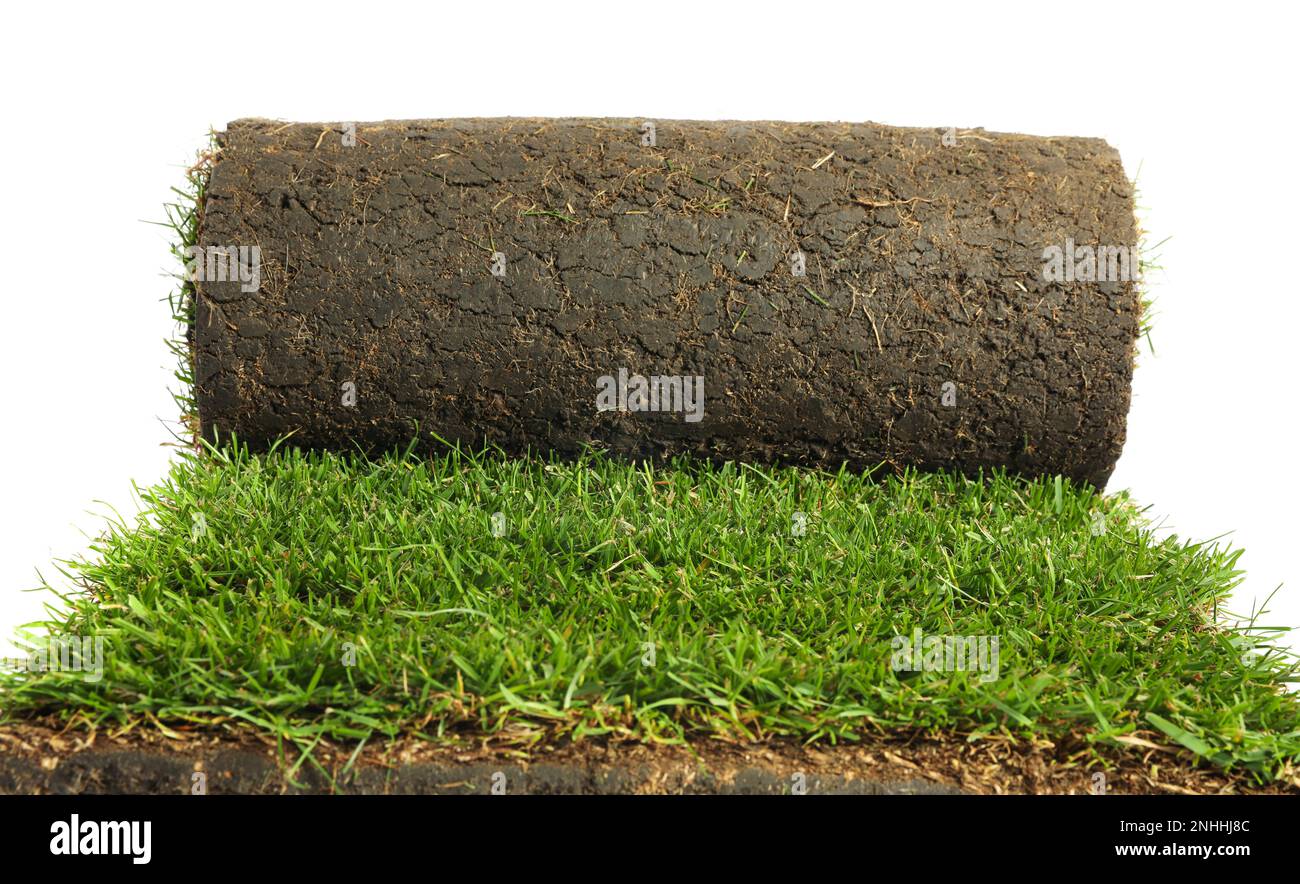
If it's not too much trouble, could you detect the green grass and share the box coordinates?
[3,440,1297,781]
[1132,170,1162,354]
[152,137,213,440]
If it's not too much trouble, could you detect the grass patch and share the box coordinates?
[2,441,1296,781]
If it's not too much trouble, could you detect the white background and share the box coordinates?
[1,0,1297,660]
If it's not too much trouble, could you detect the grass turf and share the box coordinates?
[3,440,1297,782]
[1,146,1294,786]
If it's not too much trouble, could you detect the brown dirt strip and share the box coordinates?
[1,720,1292,795]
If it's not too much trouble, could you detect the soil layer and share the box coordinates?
[1,722,1288,796]
[196,118,1139,486]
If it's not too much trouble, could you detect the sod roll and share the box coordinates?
[194,118,1139,487]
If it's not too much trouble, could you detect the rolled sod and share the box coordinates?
[194,118,1139,486]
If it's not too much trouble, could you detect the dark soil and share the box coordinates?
[196,118,1138,487]
[2,721,1288,796]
